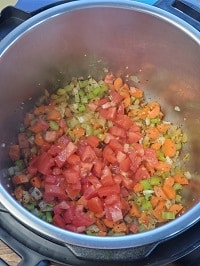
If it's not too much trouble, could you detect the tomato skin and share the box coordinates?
[86,135,100,148]
[100,166,114,186]
[99,107,117,121]
[109,126,126,138]
[127,131,142,144]
[103,146,117,164]
[108,139,124,152]
[144,148,158,167]
[31,152,55,175]
[44,184,66,200]
[63,168,80,184]
[55,142,77,168]
[92,158,103,177]
[134,165,150,182]
[115,114,133,130]
[87,197,104,214]
[98,184,120,198]
[83,184,98,200]
[80,145,96,163]
[119,157,131,172]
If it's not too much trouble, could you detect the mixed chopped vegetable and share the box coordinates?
[8,73,191,235]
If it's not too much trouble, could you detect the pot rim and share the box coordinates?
[0,0,199,249]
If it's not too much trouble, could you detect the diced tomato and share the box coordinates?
[55,142,77,168]
[65,183,81,200]
[18,133,29,148]
[63,168,80,184]
[108,139,123,152]
[115,114,133,130]
[105,202,123,222]
[100,166,114,186]
[102,145,116,164]
[113,174,123,185]
[119,157,131,172]
[99,107,117,121]
[87,175,102,189]
[109,126,126,138]
[9,145,20,161]
[134,165,150,182]
[129,223,139,233]
[29,119,49,133]
[87,197,104,214]
[44,184,66,200]
[129,152,142,173]
[144,148,158,167]
[104,74,115,84]
[133,143,145,157]
[57,135,71,145]
[127,131,142,144]
[86,135,100,148]
[122,176,134,190]
[110,90,123,104]
[53,200,70,215]
[45,175,57,184]
[83,184,98,200]
[116,151,126,163]
[98,184,120,198]
[66,154,81,165]
[92,158,103,177]
[31,152,55,175]
[53,214,66,228]
[80,145,96,163]
[44,131,57,142]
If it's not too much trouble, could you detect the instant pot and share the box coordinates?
[0,0,200,265]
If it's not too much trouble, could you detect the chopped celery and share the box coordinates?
[45,211,53,223]
[173,183,183,191]
[140,179,152,190]
[49,121,59,130]
[141,201,152,211]
[150,176,162,186]
[24,203,35,211]
[162,211,175,220]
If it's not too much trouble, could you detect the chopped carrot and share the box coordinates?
[103,218,115,228]
[73,127,85,137]
[9,144,20,161]
[14,186,24,200]
[130,203,141,218]
[151,142,162,151]
[173,173,189,185]
[155,161,171,173]
[147,127,159,140]
[96,218,107,232]
[121,83,129,91]
[163,184,176,199]
[34,105,47,115]
[113,222,128,233]
[34,133,45,146]
[164,176,175,187]
[30,176,42,188]
[169,204,183,215]
[12,174,29,185]
[46,109,61,121]
[123,95,131,108]
[157,123,170,134]
[154,186,168,200]
[133,183,143,193]
[150,196,160,208]
[113,77,123,91]
[148,102,161,119]
[162,138,176,157]
[137,106,150,119]
[130,87,143,98]
[139,213,149,226]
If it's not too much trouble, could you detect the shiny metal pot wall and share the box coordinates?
[0,0,199,260]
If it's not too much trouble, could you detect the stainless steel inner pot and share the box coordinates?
[0,0,199,259]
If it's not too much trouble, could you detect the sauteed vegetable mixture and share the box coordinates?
[8,73,190,235]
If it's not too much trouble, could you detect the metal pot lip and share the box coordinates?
[0,0,200,249]
[0,0,199,56]
[0,183,200,249]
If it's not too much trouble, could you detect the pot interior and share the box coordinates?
[0,3,199,226]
